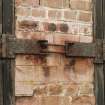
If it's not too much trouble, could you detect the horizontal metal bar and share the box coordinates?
[65,42,96,58]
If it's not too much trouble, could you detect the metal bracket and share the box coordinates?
[0,34,48,58]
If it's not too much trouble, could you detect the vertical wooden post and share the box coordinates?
[2,0,14,34]
[0,0,2,33]
[1,0,15,105]
[2,59,15,105]
[0,0,3,105]
[0,60,3,105]
[94,0,104,105]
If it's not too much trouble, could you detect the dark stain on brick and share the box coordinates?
[19,20,38,30]
[39,56,47,64]
[43,66,50,77]
[64,59,76,71]
[59,24,69,32]
[69,59,76,66]
[48,23,56,31]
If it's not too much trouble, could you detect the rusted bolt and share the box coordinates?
[48,23,56,31]
[59,24,69,32]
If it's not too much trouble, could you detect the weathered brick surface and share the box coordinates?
[15,0,94,105]
[15,55,94,95]
[70,0,92,11]
[64,10,77,20]
[32,8,46,18]
[16,96,95,105]
[41,0,69,8]
[15,0,39,7]
[48,10,62,20]
[78,11,92,22]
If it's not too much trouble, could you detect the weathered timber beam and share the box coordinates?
[65,42,96,58]
[10,39,43,55]
[1,37,48,58]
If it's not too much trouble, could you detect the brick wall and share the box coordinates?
[15,0,95,105]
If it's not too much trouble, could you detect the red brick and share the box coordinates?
[46,54,61,66]
[70,0,92,11]
[80,36,93,43]
[65,84,79,96]
[64,10,77,20]
[33,66,59,83]
[78,12,92,22]
[32,8,46,18]
[79,24,92,36]
[18,20,39,31]
[43,96,60,105]
[41,34,54,44]
[33,85,47,96]
[48,10,62,20]
[53,34,80,45]
[16,31,42,39]
[16,55,40,66]
[41,0,69,8]
[15,0,39,7]
[72,96,95,105]
[48,46,65,54]
[48,84,62,95]
[15,0,22,6]
[74,58,93,74]
[16,7,31,17]
[16,97,42,105]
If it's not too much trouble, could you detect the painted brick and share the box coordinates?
[41,0,69,8]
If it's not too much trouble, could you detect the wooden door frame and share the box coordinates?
[0,0,104,105]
